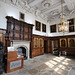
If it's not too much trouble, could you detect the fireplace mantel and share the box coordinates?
[10,40,30,59]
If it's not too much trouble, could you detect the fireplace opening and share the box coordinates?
[17,47,27,60]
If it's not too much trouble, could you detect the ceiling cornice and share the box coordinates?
[0,0,48,22]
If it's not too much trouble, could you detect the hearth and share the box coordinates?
[17,47,27,60]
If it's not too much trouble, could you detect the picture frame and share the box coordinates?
[50,24,57,33]
[19,12,25,21]
[60,38,67,48]
[68,18,74,26]
[69,26,74,32]
[35,20,41,31]
[68,18,75,32]
[68,38,75,48]
[42,23,46,32]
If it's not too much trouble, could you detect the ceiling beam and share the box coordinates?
[42,2,66,14]
[29,0,43,6]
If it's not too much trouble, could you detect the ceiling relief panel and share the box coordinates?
[27,0,75,22]
[0,0,75,22]
[42,0,53,9]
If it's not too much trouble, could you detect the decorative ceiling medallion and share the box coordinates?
[42,0,53,9]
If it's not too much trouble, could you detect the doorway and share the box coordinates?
[44,40,47,53]
[51,40,58,55]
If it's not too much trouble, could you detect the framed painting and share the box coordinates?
[35,20,41,31]
[68,18,75,32]
[19,12,25,21]
[60,38,67,48]
[69,26,74,32]
[68,18,74,26]
[42,23,46,32]
[50,24,57,33]
[68,38,75,48]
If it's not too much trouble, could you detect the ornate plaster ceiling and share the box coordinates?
[26,0,75,21]
[42,0,53,9]
[1,0,75,22]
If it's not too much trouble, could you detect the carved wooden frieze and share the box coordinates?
[6,16,34,41]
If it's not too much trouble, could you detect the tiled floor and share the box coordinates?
[2,54,75,75]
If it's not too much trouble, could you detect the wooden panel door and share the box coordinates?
[39,38,44,55]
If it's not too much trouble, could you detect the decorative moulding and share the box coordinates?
[0,0,48,22]
[42,0,53,9]
[50,9,60,16]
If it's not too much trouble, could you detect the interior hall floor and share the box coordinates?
[2,54,75,75]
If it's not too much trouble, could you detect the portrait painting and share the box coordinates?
[42,23,46,32]
[19,12,25,21]
[50,24,56,33]
[35,20,41,31]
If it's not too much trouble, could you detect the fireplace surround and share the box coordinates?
[11,40,30,59]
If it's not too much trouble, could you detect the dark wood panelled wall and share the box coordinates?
[0,16,75,58]
[58,35,75,54]
[30,35,75,58]
[6,16,34,41]
[0,16,34,54]
[30,35,51,58]
[50,35,75,55]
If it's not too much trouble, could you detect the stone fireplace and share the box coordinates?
[11,40,30,59]
[17,47,27,60]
